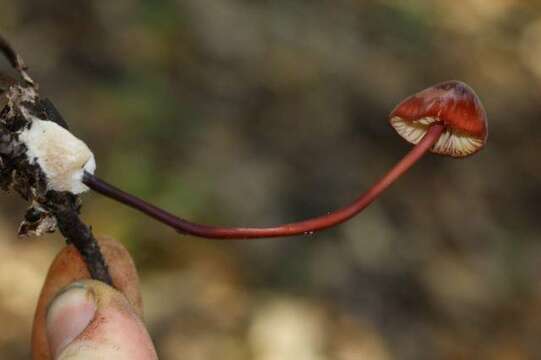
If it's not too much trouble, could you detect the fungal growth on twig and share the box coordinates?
[0,34,488,283]
[0,35,111,285]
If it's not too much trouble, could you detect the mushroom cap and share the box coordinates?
[389,80,487,158]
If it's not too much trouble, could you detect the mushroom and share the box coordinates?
[0,33,489,283]
[390,80,487,158]
[83,80,488,239]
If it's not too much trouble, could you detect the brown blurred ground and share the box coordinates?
[0,0,540,359]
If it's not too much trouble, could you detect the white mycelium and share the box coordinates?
[18,117,95,194]
[390,116,484,158]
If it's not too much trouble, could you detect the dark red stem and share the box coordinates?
[83,124,445,239]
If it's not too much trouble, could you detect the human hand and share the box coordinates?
[31,237,158,359]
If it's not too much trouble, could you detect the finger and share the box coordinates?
[46,279,157,359]
[31,236,145,360]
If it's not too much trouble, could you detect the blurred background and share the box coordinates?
[0,0,540,358]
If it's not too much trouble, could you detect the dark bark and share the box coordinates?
[47,191,112,285]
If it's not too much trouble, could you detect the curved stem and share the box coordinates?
[83,124,445,239]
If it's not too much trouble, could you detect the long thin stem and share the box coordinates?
[83,124,445,239]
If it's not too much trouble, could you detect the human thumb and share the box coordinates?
[31,236,156,359]
[45,279,157,359]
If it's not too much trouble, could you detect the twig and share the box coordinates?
[0,34,112,285]
[46,191,112,285]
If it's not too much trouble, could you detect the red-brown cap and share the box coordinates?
[389,81,488,157]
